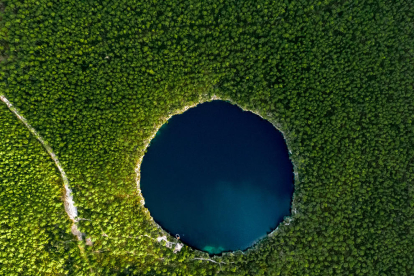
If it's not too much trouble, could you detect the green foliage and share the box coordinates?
[1,0,413,275]
[0,104,83,275]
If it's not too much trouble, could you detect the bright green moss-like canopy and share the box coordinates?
[0,0,413,275]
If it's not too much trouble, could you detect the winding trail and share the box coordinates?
[0,95,82,240]
[1,94,184,253]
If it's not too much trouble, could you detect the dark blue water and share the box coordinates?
[140,101,294,254]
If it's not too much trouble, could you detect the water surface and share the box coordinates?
[141,101,294,254]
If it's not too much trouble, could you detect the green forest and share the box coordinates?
[0,0,413,275]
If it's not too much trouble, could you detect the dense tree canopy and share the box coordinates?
[0,0,413,275]
[0,104,82,275]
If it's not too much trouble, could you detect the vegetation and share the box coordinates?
[0,104,83,275]
[1,0,413,275]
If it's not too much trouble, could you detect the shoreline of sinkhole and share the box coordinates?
[137,99,295,255]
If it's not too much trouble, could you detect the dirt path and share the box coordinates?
[0,95,82,240]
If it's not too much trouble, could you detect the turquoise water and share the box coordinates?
[140,101,294,254]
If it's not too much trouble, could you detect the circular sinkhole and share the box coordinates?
[140,100,294,254]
